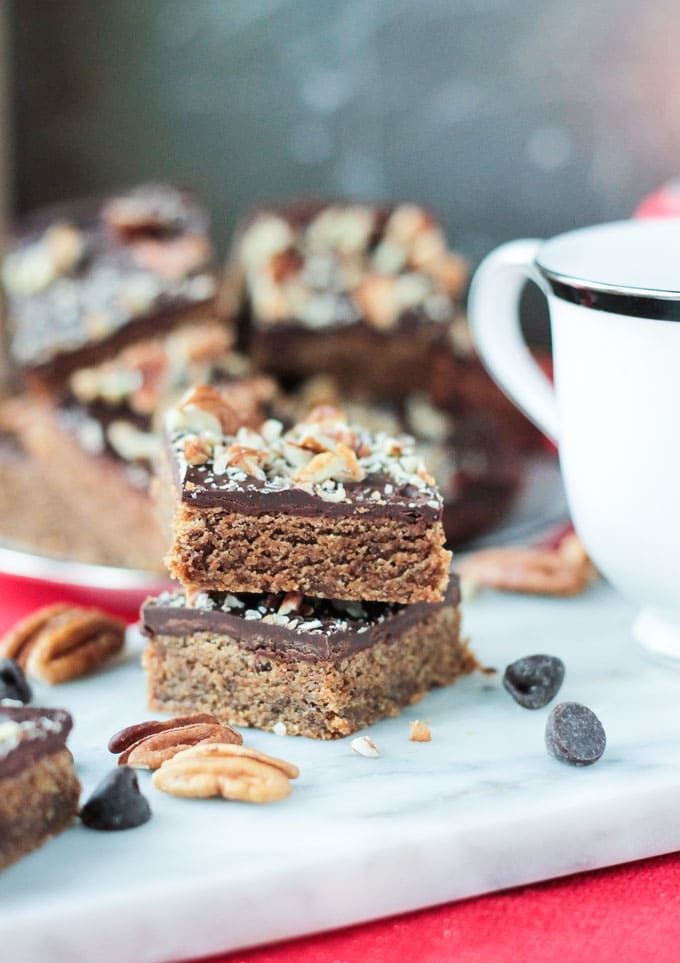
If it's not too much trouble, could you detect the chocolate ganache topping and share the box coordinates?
[0,706,73,779]
[142,575,460,662]
[165,392,445,522]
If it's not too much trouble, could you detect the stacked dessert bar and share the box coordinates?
[230,198,538,448]
[142,386,477,739]
[230,199,469,398]
[0,183,248,570]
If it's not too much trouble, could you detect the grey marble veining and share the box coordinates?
[2,581,680,962]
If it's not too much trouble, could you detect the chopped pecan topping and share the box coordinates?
[270,247,303,282]
[108,714,242,769]
[101,184,192,238]
[293,443,364,485]
[220,444,268,479]
[152,742,299,803]
[301,404,346,425]
[409,720,432,742]
[351,736,380,758]
[278,591,303,616]
[177,384,243,435]
[0,604,125,684]
[353,275,398,330]
[426,252,469,297]
[131,234,211,281]
[44,223,85,275]
[456,533,598,598]
[183,436,213,466]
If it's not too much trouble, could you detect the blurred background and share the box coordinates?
[5,0,680,337]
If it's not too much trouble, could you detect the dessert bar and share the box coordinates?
[8,327,272,571]
[161,390,451,602]
[142,575,473,739]
[3,183,219,391]
[230,199,468,398]
[0,706,80,870]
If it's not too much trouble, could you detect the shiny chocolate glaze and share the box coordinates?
[0,706,73,779]
[142,575,460,663]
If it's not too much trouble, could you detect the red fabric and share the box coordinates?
[200,851,680,963]
[0,573,143,630]
[634,182,680,219]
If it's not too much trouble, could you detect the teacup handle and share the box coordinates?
[467,239,560,443]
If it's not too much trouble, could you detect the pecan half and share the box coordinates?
[108,714,242,769]
[0,604,125,684]
[152,742,299,803]
[456,534,598,598]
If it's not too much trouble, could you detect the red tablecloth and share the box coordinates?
[207,851,680,963]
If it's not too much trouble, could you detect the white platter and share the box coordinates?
[2,580,680,963]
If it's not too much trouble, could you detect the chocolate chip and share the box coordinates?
[503,654,564,709]
[0,657,32,704]
[80,766,152,830]
[545,702,606,766]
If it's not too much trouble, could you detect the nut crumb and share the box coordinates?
[351,736,380,758]
[409,720,432,742]
[272,721,287,736]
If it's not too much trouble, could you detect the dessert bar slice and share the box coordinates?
[142,575,474,739]
[7,326,272,571]
[160,390,452,603]
[2,183,219,391]
[229,199,468,398]
[0,706,80,871]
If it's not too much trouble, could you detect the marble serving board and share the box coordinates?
[3,582,680,963]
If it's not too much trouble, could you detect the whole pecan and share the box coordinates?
[152,742,299,803]
[456,534,598,598]
[0,604,126,684]
[108,714,242,769]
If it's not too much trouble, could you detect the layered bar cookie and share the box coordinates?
[142,575,474,739]
[6,325,274,571]
[161,389,452,602]
[229,199,468,398]
[0,706,80,871]
[2,183,219,391]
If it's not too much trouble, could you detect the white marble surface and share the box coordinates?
[2,582,680,963]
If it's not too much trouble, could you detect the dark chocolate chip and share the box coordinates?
[545,702,606,766]
[0,657,32,704]
[503,654,565,709]
[80,766,152,830]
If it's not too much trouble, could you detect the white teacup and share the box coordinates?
[467,219,680,660]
